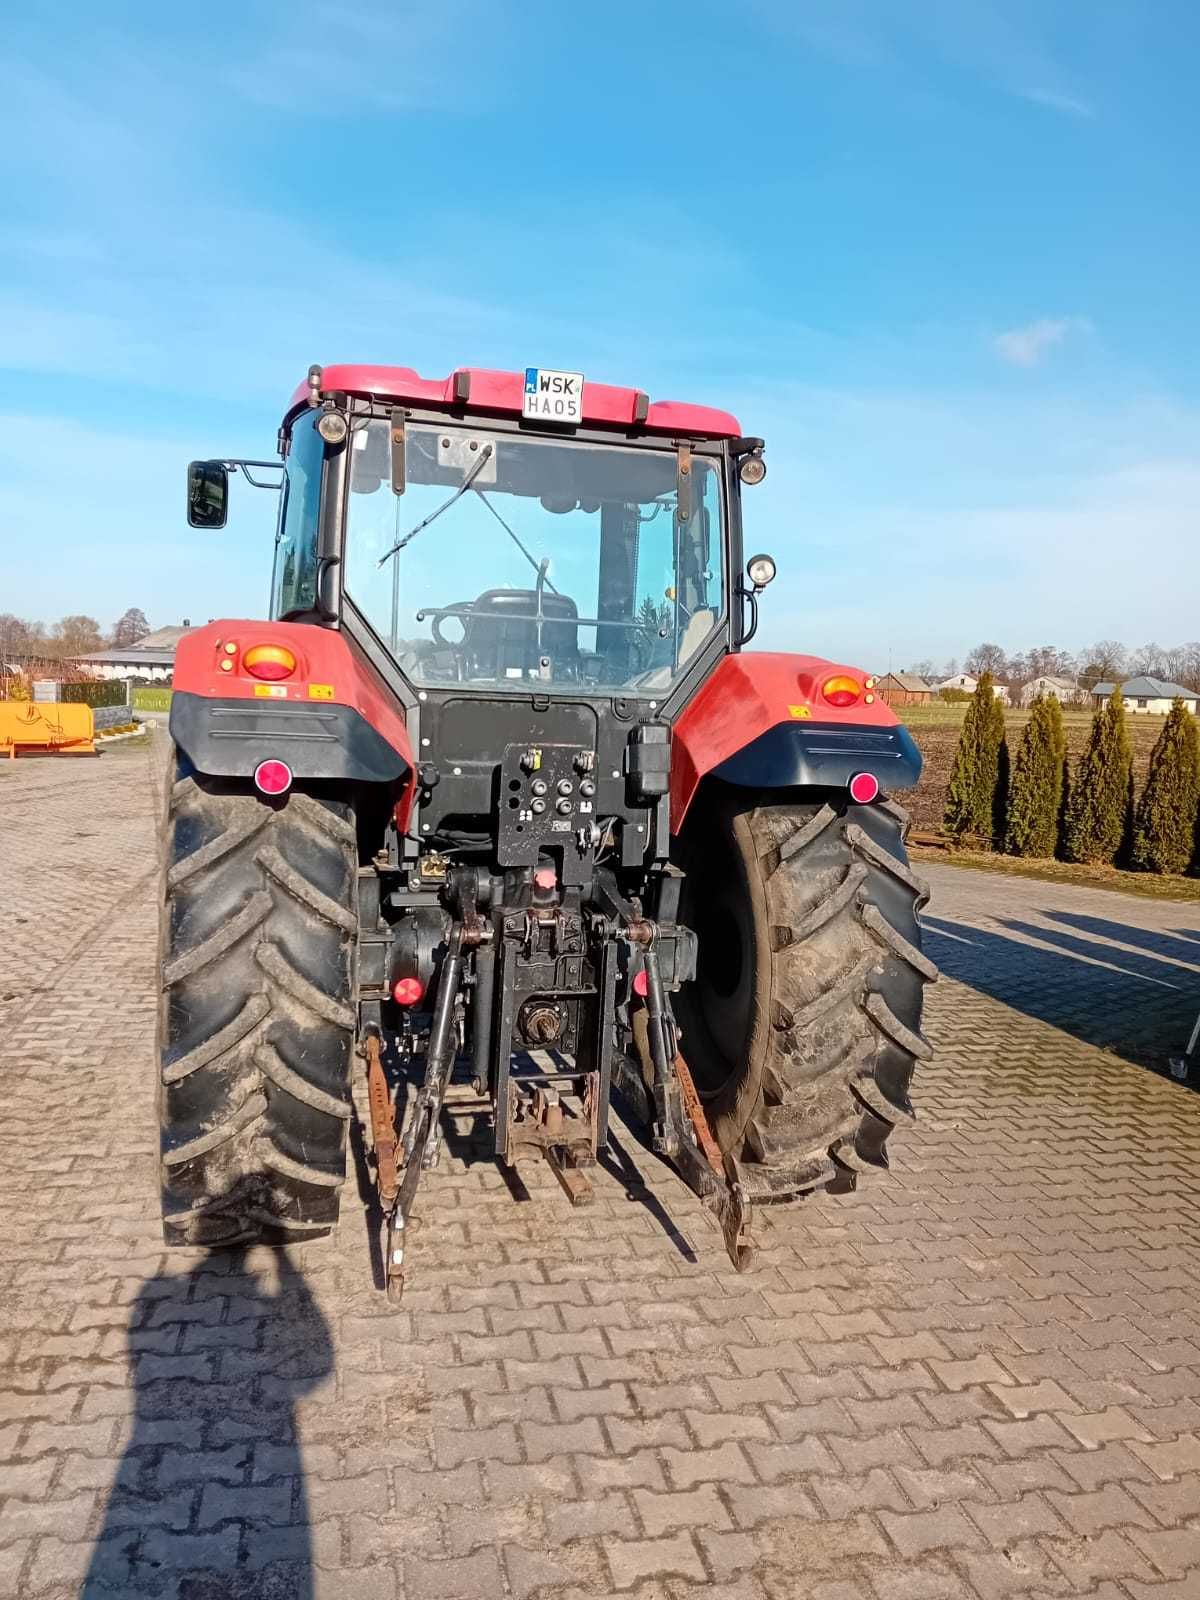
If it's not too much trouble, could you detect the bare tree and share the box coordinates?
[0,614,46,665]
[965,642,1007,679]
[1129,642,1169,678]
[112,607,151,648]
[49,615,104,660]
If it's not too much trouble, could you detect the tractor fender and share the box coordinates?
[170,621,416,818]
[670,653,921,830]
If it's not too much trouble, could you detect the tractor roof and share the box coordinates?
[287,364,741,439]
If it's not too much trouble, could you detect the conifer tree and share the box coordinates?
[1130,699,1200,874]
[945,671,1004,839]
[1063,687,1133,864]
[988,689,1009,843]
[1005,696,1065,858]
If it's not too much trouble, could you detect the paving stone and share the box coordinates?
[5,735,1200,1600]
[605,1531,706,1588]
[405,1546,505,1600]
[633,1483,731,1536]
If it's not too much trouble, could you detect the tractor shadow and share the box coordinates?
[922,909,1199,1083]
[82,1247,331,1598]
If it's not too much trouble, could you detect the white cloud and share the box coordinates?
[1019,86,1095,118]
[993,317,1089,368]
[750,1,1095,119]
[730,380,1200,664]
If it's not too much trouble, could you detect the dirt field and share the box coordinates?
[895,702,1171,834]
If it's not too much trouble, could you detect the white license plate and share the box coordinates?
[523,367,584,424]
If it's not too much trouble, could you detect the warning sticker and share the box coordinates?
[308,684,335,700]
[253,684,288,699]
[788,704,812,719]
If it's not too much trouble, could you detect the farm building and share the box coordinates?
[934,673,1011,704]
[1091,677,1200,715]
[1020,675,1082,707]
[876,673,933,706]
[74,624,197,684]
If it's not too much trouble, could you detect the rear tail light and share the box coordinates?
[822,674,862,709]
[243,643,297,681]
[253,759,293,796]
[848,771,880,805]
[392,977,424,1006]
[632,969,649,998]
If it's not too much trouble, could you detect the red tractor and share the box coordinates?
[164,362,934,1297]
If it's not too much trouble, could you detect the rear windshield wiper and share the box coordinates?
[472,488,559,595]
[377,443,494,567]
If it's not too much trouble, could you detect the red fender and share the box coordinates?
[670,653,905,830]
[172,621,418,832]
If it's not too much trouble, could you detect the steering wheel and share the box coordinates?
[428,606,470,648]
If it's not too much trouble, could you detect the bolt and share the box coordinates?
[421,737,430,747]
[453,766,462,776]
[418,691,427,702]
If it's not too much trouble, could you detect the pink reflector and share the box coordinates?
[632,969,649,998]
[253,759,293,796]
[393,977,424,1006]
[533,866,557,890]
[848,771,879,805]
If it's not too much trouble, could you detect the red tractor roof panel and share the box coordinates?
[288,364,741,438]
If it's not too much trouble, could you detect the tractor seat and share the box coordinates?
[459,588,580,678]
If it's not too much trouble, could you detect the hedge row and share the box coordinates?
[945,679,1200,875]
[57,680,129,709]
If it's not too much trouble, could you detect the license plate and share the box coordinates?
[523,367,584,424]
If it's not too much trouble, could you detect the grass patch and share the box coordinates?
[132,686,173,712]
[909,844,1200,901]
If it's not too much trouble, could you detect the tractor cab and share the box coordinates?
[166,360,932,1301]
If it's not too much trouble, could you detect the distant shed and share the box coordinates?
[876,672,933,707]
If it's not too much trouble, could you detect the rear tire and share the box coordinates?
[157,754,358,1246]
[674,788,936,1201]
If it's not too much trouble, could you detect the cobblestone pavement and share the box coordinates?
[2,742,1199,1600]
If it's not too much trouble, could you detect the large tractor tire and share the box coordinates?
[157,756,359,1247]
[674,788,936,1202]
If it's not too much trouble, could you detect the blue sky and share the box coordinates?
[1,1,1197,669]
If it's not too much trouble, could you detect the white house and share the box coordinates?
[74,624,197,684]
[1020,675,1081,707]
[935,673,1010,703]
[1091,677,1200,715]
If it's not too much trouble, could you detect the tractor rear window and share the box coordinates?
[342,421,724,695]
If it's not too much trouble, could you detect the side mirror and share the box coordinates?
[187,461,229,529]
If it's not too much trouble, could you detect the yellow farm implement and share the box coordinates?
[0,701,95,758]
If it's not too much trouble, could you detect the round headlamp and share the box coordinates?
[317,410,349,445]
